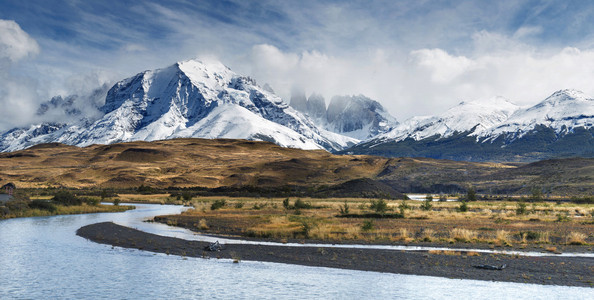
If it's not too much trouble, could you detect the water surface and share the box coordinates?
[0,204,591,299]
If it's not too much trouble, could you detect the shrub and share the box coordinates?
[339,201,350,215]
[282,198,290,210]
[420,196,433,211]
[52,190,82,206]
[293,199,312,209]
[556,212,570,222]
[398,200,410,215]
[113,198,120,206]
[211,199,226,210]
[439,194,447,202]
[28,199,57,212]
[516,201,527,215]
[181,192,193,201]
[234,202,244,209]
[458,200,468,212]
[361,219,374,231]
[370,199,388,214]
[466,187,477,201]
[84,197,100,206]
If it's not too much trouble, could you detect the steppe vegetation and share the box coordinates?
[155,195,594,250]
[0,190,132,219]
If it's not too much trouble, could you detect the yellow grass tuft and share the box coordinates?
[566,232,587,245]
[450,228,477,242]
[198,218,208,230]
[495,229,512,246]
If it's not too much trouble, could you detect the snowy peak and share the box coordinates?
[0,58,358,152]
[290,90,398,140]
[485,89,594,138]
[377,96,519,142]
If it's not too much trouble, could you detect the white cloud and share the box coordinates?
[244,38,594,123]
[0,19,42,130]
[410,49,475,83]
[0,19,40,62]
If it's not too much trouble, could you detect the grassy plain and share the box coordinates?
[156,196,594,251]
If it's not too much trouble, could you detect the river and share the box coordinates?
[0,204,591,299]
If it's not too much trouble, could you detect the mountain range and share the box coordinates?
[0,59,359,153]
[0,58,592,162]
[345,89,594,161]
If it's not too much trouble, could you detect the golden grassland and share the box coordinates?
[0,138,592,196]
[0,202,133,220]
[157,196,594,249]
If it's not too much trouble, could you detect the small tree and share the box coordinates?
[113,198,120,206]
[398,200,410,216]
[181,192,192,201]
[530,187,542,202]
[439,194,447,202]
[458,200,468,212]
[420,195,433,211]
[516,201,527,215]
[370,199,388,214]
[466,187,477,201]
[52,190,82,206]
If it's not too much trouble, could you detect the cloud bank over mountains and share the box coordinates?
[3,1,594,131]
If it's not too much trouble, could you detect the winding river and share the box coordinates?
[0,204,591,299]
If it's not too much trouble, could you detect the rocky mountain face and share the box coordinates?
[345,90,594,162]
[290,91,398,140]
[0,59,357,152]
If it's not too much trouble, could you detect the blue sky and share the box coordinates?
[2,0,594,130]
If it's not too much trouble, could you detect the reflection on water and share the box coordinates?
[0,204,591,299]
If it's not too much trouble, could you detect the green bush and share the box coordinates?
[28,200,57,212]
[458,200,468,212]
[181,192,193,201]
[516,201,527,215]
[370,199,388,214]
[420,195,433,211]
[293,199,312,209]
[466,187,477,201]
[282,198,290,209]
[52,190,82,206]
[113,198,121,206]
[84,197,100,206]
[211,199,226,210]
[361,219,375,231]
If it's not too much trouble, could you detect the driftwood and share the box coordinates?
[473,264,507,270]
[204,241,224,252]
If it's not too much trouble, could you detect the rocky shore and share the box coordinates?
[77,222,593,287]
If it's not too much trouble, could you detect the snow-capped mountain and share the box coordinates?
[481,89,594,141]
[0,59,357,152]
[345,90,594,162]
[290,91,398,140]
[373,96,518,143]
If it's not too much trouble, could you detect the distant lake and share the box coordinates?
[0,204,591,299]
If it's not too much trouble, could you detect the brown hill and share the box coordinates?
[0,138,591,196]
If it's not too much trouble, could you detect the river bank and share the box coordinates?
[77,222,593,287]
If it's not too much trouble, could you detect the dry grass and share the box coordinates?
[450,228,478,242]
[566,232,588,245]
[495,230,512,246]
[198,218,208,230]
[421,228,435,242]
[150,196,593,247]
[428,250,461,256]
